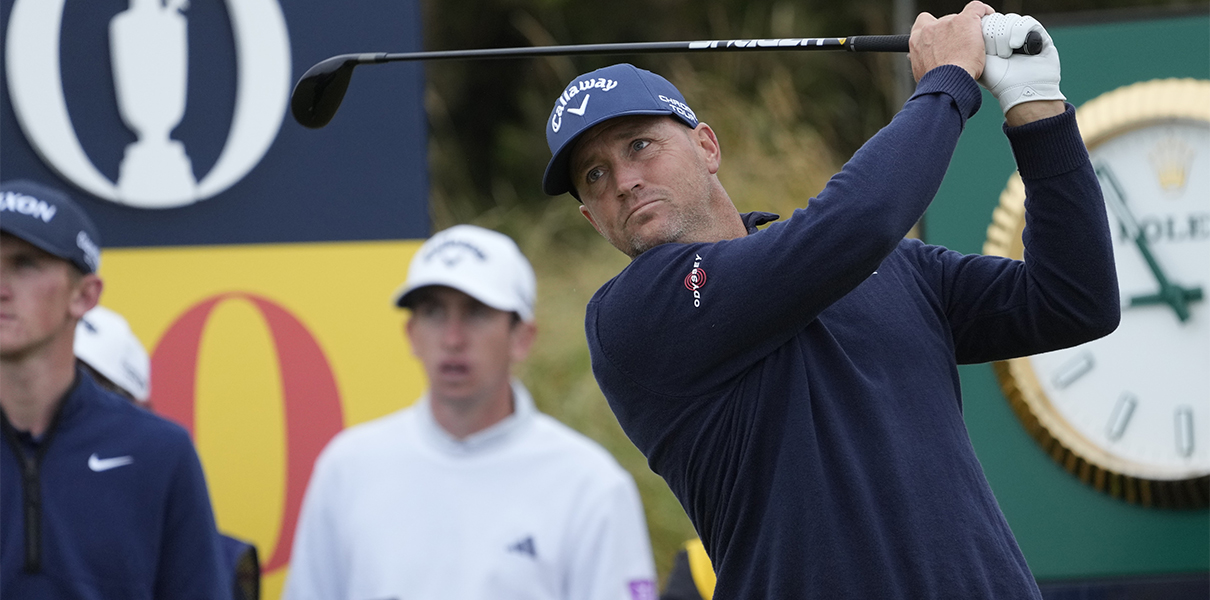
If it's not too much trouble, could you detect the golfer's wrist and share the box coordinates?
[1005,99,1064,127]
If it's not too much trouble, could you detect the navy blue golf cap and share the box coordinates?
[0,180,101,274]
[543,63,699,198]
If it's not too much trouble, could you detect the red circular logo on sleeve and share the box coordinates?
[684,268,707,291]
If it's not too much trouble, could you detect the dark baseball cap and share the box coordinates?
[0,180,102,274]
[542,63,699,199]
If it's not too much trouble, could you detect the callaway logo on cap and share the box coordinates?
[543,63,699,198]
[392,225,537,322]
[0,179,102,274]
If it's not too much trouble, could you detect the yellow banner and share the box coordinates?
[98,239,427,599]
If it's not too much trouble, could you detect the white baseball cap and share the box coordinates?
[74,306,151,402]
[392,225,537,322]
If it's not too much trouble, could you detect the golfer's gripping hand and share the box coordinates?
[909,1,995,82]
[979,12,1065,115]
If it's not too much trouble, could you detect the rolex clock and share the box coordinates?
[985,79,1209,508]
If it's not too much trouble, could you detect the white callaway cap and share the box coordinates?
[74,306,151,402]
[392,225,536,322]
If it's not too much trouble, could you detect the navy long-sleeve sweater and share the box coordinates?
[1,368,227,599]
[585,66,1119,599]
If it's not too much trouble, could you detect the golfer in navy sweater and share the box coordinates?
[0,180,226,599]
[542,3,1118,599]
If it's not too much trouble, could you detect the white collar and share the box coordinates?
[417,379,536,455]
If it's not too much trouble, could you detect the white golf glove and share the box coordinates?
[978,13,1065,116]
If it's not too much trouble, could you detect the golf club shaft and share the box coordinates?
[292,35,907,129]
[292,31,1041,128]
[348,35,910,65]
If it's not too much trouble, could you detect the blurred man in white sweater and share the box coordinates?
[285,225,657,600]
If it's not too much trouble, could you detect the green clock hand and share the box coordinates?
[1129,287,1204,309]
[1096,164,1200,322]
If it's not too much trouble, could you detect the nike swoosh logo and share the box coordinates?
[88,453,134,472]
[567,94,590,116]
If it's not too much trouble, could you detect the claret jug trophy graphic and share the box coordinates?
[4,0,291,208]
[111,0,196,206]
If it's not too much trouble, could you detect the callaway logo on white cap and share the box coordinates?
[393,225,537,322]
[425,238,487,267]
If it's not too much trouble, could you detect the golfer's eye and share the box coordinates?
[414,303,446,321]
[630,139,650,152]
[465,302,495,321]
[12,255,39,270]
[586,168,604,184]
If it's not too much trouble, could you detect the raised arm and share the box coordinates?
[590,66,983,394]
[912,106,1119,364]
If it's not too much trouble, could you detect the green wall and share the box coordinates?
[924,14,1210,580]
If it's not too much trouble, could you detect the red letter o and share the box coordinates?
[150,293,344,573]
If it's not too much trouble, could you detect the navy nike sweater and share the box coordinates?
[1,368,226,599]
[585,66,1119,599]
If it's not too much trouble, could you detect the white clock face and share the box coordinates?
[1027,120,1209,480]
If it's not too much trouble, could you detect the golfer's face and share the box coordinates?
[571,116,717,257]
[405,286,522,406]
[0,235,89,360]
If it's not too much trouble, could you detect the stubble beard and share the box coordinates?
[618,207,706,258]
[617,177,716,259]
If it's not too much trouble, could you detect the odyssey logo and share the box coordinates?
[684,254,707,308]
[5,0,292,209]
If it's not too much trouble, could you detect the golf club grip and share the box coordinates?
[848,30,1043,55]
[848,35,909,53]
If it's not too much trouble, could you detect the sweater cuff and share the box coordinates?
[1004,103,1089,180]
[909,65,982,126]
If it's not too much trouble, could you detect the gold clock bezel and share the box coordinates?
[982,78,1210,509]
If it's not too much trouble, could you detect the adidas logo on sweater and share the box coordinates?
[507,536,536,559]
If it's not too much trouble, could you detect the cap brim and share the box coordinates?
[0,221,89,273]
[392,279,534,322]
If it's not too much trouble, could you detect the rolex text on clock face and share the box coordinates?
[1028,120,1209,480]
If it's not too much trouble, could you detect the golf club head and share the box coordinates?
[291,54,364,129]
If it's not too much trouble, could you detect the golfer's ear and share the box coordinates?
[579,203,604,236]
[68,275,102,320]
[694,123,721,174]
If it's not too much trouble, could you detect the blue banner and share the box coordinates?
[1,0,429,246]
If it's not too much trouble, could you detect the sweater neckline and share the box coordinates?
[416,379,536,456]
